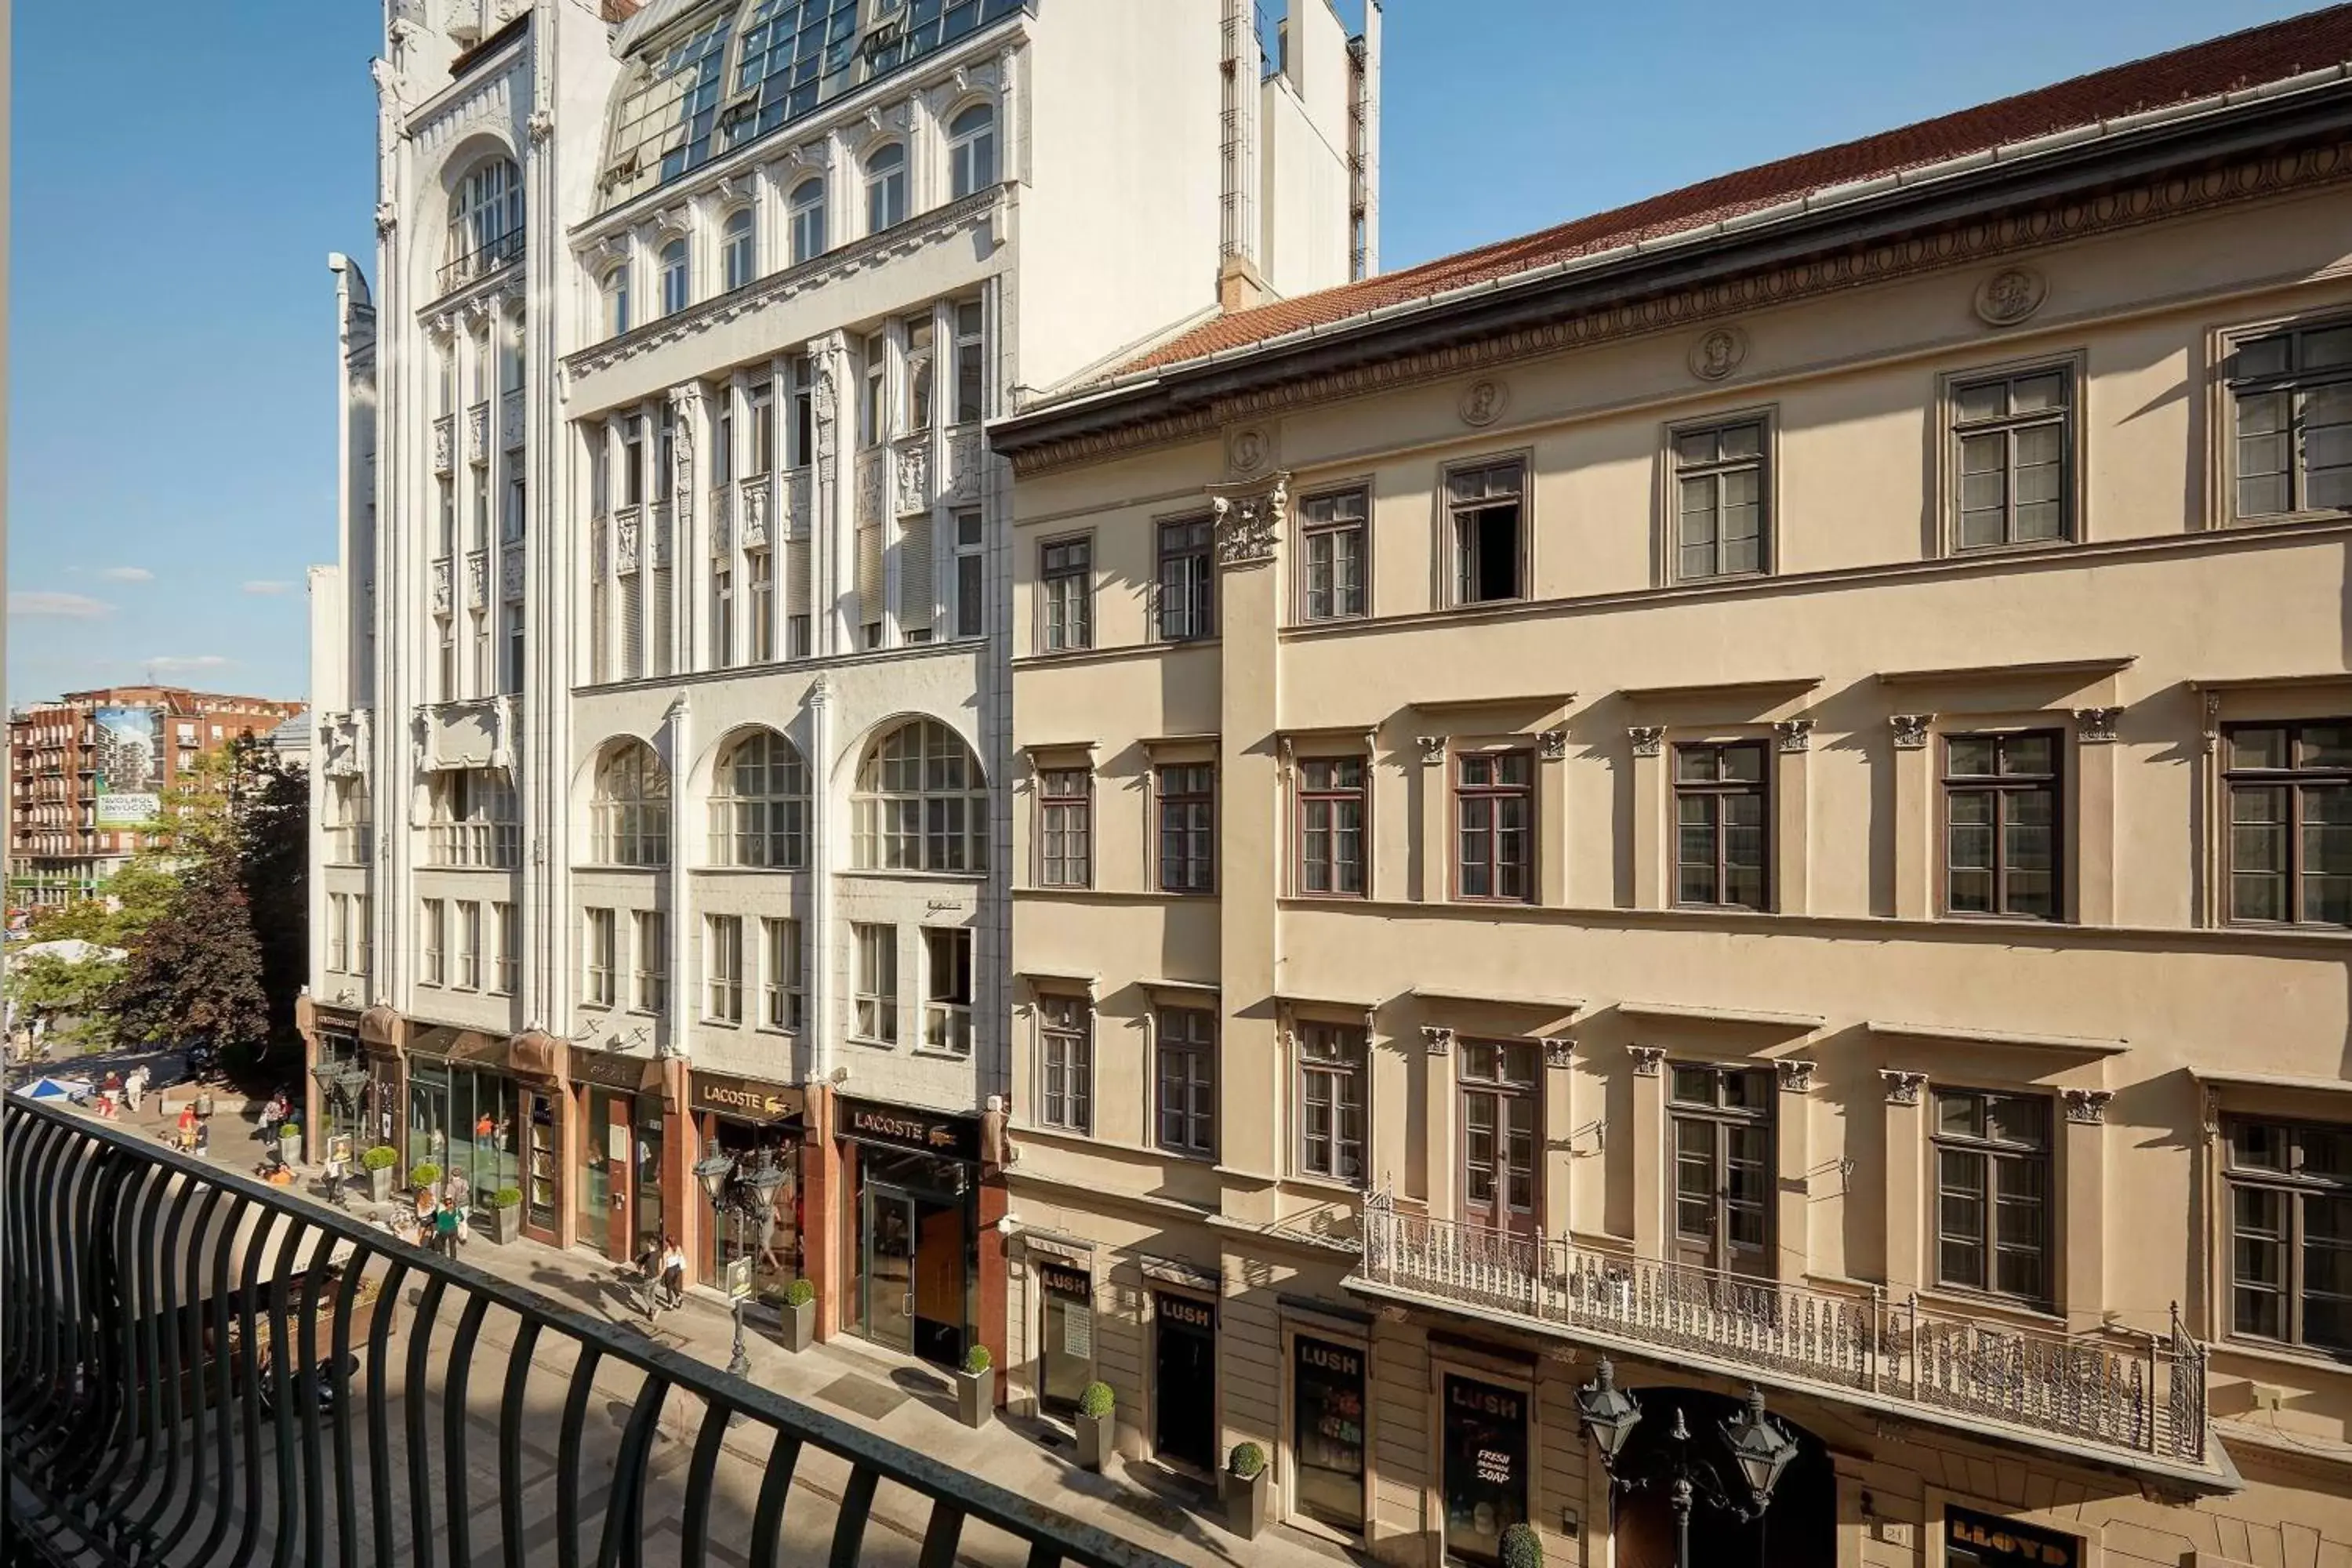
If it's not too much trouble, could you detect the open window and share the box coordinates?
[1447,458,1525,604]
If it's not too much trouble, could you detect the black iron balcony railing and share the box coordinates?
[2,1098,1175,1568]
[435,226,524,295]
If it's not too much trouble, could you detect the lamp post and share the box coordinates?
[1573,1360,1798,1568]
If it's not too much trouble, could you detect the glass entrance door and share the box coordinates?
[524,1091,560,1240]
[911,1196,965,1367]
[1440,1375,1528,1565]
[860,1186,916,1354]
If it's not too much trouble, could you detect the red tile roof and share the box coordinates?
[1125,5,2352,375]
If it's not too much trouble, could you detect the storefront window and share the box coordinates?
[406,1063,520,1211]
[703,1123,802,1301]
[847,1138,978,1369]
[1038,1262,1093,1414]
[1441,1375,1528,1565]
[1292,1335,1367,1534]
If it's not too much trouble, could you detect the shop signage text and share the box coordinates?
[692,1074,802,1121]
[573,1053,652,1090]
[1945,1507,2081,1568]
[1158,1294,1214,1333]
[1040,1264,1090,1298]
[839,1097,980,1162]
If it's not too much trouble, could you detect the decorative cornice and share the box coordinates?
[1775,717,1815,753]
[1414,735,1447,766]
[1629,1044,1665,1078]
[2063,1087,2114,1125]
[2074,706,2122,744]
[1776,1058,1818,1094]
[1211,475,1287,569]
[1420,1026,1454,1058]
[1538,728,1569,760]
[1003,138,2352,477]
[1541,1037,1573,1069]
[1628,725,1665,759]
[1881,1069,1928,1106]
[1890,713,1934,751]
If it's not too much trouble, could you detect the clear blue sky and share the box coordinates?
[6,0,2318,705]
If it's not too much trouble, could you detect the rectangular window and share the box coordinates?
[327,893,350,971]
[633,910,668,1014]
[1675,742,1769,909]
[1298,757,1366,896]
[853,923,897,1043]
[711,566,734,670]
[1952,368,2072,548]
[584,907,615,1007]
[1932,1088,2052,1307]
[437,618,456,702]
[2225,1118,2352,1353]
[859,332,887,448]
[1672,419,1766,579]
[1944,731,2061,920]
[2228,322,2352,520]
[1299,488,1367,620]
[705,914,742,1023]
[904,313,935,432]
[1040,535,1092,652]
[746,550,775,662]
[589,524,610,685]
[1039,995,1091,1132]
[788,614,811,659]
[622,416,646,507]
[1156,517,1215,641]
[503,598,525,693]
[620,568,644,677]
[437,477,456,559]
[1668,1063,1772,1272]
[954,300,985,424]
[1448,459,1525,604]
[2224,721,2352,927]
[749,380,776,475]
[419,898,446,986]
[786,358,815,469]
[953,510,984,640]
[1157,764,1215,894]
[1156,1007,1216,1156]
[1463,1041,1542,1235]
[1039,768,1091,887]
[715,405,733,485]
[1298,1022,1367,1183]
[761,917,804,1031]
[456,901,482,990]
[922,927,973,1054]
[492,901,517,995]
[1456,751,1533,902]
[503,473,527,544]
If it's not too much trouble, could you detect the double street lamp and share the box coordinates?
[1574,1358,1798,1568]
[692,1147,789,1389]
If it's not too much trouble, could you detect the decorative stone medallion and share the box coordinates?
[1973,266,2047,327]
[1687,325,1748,382]
[1458,379,1508,427]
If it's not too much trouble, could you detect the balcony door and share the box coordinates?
[1460,1041,1539,1236]
[1668,1064,1773,1279]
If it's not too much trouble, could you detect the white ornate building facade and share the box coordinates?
[305,0,1377,1380]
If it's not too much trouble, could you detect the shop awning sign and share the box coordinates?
[838,1096,980,1162]
[1945,1506,2081,1568]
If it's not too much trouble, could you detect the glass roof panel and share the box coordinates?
[601,7,736,209]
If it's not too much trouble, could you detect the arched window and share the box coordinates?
[602,265,631,338]
[591,739,670,866]
[720,208,756,291]
[709,729,808,867]
[788,179,826,266]
[864,143,907,235]
[448,156,524,281]
[852,719,986,872]
[659,237,691,317]
[947,104,996,200]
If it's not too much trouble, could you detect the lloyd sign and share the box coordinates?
[1944,1506,2082,1568]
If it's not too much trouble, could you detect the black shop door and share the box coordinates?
[1152,1294,1217,1473]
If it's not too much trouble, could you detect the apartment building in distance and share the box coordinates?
[303,0,1376,1391]
[993,11,2352,1564]
[8,687,304,908]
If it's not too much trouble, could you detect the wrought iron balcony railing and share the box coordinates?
[1354,1191,2215,1481]
[2,1098,1178,1568]
[434,227,524,296]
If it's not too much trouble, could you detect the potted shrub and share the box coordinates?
[956,1343,993,1429]
[781,1278,816,1352]
[488,1187,524,1244]
[1224,1442,1269,1540]
[1501,1523,1543,1568]
[409,1162,441,1202]
[278,1120,304,1168]
[361,1145,399,1203]
[1075,1381,1115,1472]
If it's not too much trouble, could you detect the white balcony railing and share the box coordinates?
[426,821,521,869]
[324,825,372,865]
[1355,1192,2209,1469]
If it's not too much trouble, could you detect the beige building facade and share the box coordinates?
[993,13,2352,1568]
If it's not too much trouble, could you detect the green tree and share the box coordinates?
[107,859,270,1061]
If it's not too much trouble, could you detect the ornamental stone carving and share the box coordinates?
[465,404,489,467]
[1458,378,1508,427]
[947,430,983,503]
[501,547,524,602]
[1228,425,1272,475]
[786,470,812,534]
[1421,1026,1454,1058]
[500,387,524,451]
[1776,717,1816,753]
[1628,725,1665,758]
[1776,1059,1818,1093]
[465,550,488,612]
[1538,728,1568,760]
[651,517,672,568]
[1629,1045,1666,1078]
[431,416,454,475]
[1973,266,2047,327]
[1212,477,1287,568]
[615,516,640,573]
[1541,1037,1573,1069]
[375,201,397,236]
[856,450,885,526]
[895,441,931,515]
[811,356,840,459]
[1890,713,1934,750]
[527,107,554,145]
[2063,1088,2113,1125]
[430,559,452,615]
[1688,325,1748,382]
[1881,1069,1928,1106]
[1415,735,1447,765]
[742,479,771,550]
[2074,706,2121,744]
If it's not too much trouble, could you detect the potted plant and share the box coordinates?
[781,1278,816,1352]
[1501,1523,1543,1568]
[409,1162,441,1202]
[956,1343,993,1429]
[1224,1442,1269,1540]
[278,1119,304,1168]
[488,1186,524,1244]
[1075,1381,1115,1472]
[361,1145,399,1203]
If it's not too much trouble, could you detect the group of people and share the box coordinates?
[91,1065,151,1119]
[637,1234,688,1317]
[414,1183,469,1258]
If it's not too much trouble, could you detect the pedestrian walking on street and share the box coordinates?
[176,1102,198,1150]
[124,1066,147,1115]
[434,1200,461,1260]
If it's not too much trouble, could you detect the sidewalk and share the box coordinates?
[74,1091,1368,1568]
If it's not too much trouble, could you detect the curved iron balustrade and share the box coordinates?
[1,1097,1174,1568]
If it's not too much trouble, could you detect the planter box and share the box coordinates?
[956,1368,992,1429]
[782,1299,815,1352]
[368,1165,394,1203]
[489,1203,522,1245]
[1075,1410,1113,1472]
[1223,1468,1269,1540]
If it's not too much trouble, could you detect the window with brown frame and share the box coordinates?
[1461,1041,1538,1235]
[1932,1087,2051,1308]
[2224,721,2352,927]
[1298,1022,1367,1183]
[1674,742,1769,909]
[1455,751,1532,902]
[1040,995,1091,1133]
[1297,757,1366,897]
[1671,419,1766,579]
[1669,1063,1773,1276]
[1943,731,2060,920]
[1156,1007,1216,1156]
[1951,368,2072,549]
[1038,767,1091,888]
[1157,764,1215,894]
[1299,488,1367,620]
[2225,1117,2352,1355]
[2229,321,2352,521]
[1039,535,1092,652]
[1156,517,1215,641]
[1447,459,1525,604]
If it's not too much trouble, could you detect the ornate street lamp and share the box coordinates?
[738,1148,789,1218]
[1574,1366,1796,1568]
[692,1149,738,1207]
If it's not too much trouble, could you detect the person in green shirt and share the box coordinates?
[434,1199,462,1259]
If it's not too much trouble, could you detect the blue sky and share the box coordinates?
[6,0,2318,704]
